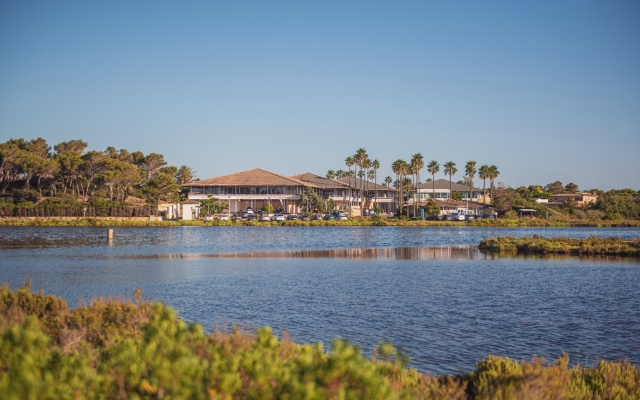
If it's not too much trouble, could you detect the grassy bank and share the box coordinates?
[1,217,640,228]
[1,284,638,399]
[479,236,640,257]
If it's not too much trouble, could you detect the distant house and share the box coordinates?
[416,199,490,216]
[411,179,488,202]
[547,193,599,208]
[184,168,315,213]
[335,177,396,213]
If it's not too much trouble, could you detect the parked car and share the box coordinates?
[301,214,311,221]
[465,215,475,221]
[450,213,466,221]
[332,211,348,220]
[311,214,324,221]
[286,214,298,220]
[246,207,254,214]
[273,214,286,221]
[323,214,335,221]
[204,214,214,221]
[219,215,229,221]
[231,213,243,221]
[247,214,257,221]
[425,215,440,221]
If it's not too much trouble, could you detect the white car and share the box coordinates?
[450,213,466,221]
[273,214,286,221]
[219,215,229,221]
[204,214,214,221]
[260,214,271,221]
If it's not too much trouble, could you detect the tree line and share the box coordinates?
[0,137,196,212]
[328,149,500,215]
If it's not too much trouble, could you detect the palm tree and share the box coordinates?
[443,161,457,200]
[410,153,424,214]
[354,148,367,208]
[362,158,371,209]
[397,160,410,216]
[371,159,380,210]
[176,165,195,186]
[384,176,392,187]
[335,169,346,178]
[465,161,477,202]
[488,165,499,201]
[345,156,355,209]
[478,165,490,204]
[427,160,439,201]
[326,170,335,179]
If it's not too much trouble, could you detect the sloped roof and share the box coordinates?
[336,177,396,191]
[291,173,351,189]
[416,179,481,192]
[184,168,317,187]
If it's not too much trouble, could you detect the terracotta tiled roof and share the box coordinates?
[184,168,318,187]
[415,179,481,192]
[291,173,351,189]
[336,177,396,191]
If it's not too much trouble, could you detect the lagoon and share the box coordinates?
[1,226,639,374]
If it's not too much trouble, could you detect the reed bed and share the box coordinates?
[479,235,640,257]
[1,283,638,399]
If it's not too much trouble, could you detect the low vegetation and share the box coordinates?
[1,283,639,399]
[479,236,640,257]
[2,216,640,227]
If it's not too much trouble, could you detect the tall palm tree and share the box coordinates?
[354,148,367,208]
[362,158,371,209]
[335,169,346,178]
[345,156,355,209]
[326,170,335,179]
[397,160,410,216]
[427,160,439,201]
[465,161,477,202]
[488,165,500,201]
[410,153,424,214]
[443,161,457,200]
[384,176,392,187]
[371,159,380,210]
[478,165,490,204]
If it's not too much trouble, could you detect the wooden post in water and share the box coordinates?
[107,229,113,240]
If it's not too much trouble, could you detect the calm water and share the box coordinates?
[1,226,639,374]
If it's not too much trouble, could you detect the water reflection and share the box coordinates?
[110,245,480,260]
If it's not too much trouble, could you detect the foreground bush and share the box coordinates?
[1,284,638,399]
[479,236,640,257]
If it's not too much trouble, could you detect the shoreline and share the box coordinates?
[0,217,639,228]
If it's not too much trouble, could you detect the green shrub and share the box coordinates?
[1,284,639,399]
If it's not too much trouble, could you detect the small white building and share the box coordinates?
[180,200,200,220]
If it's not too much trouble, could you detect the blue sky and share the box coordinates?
[1,1,639,190]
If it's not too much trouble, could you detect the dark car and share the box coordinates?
[311,214,324,221]
[247,214,257,221]
[425,215,440,221]
[465,215,475,221]
[286,214,298,220]
[323,214,335,221]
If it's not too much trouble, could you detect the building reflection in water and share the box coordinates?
[126,245,489,260]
